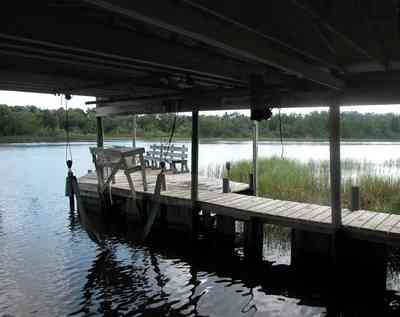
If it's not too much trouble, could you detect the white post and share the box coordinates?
[329,104,342,228]
[252,121,259,196]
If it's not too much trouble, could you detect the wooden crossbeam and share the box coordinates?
[0,10,275,87]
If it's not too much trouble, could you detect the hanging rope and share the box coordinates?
[278,108,285,160]
[163,113,178,158]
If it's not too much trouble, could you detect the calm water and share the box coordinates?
[1,140,400,316]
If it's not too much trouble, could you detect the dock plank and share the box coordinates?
[362,213,391,230]
[346,210,379,228]
[375,214,400,232]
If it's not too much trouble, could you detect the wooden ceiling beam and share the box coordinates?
[290,0,384,67]
[94,81,400,115]
[0,14,267,88]
[83,0,345,90]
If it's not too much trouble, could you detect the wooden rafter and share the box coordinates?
[82,0,345,90]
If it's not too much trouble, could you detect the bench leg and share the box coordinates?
[171,162,178,174]
[124,170,136,199]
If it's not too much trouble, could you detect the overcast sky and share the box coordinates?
[1,90,400,115]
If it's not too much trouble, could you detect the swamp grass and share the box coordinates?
[209,157,400,214]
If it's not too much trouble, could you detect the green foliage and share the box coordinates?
[228,157,400,214]
[2,104,400,140]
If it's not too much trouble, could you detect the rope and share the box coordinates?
[278,108,285,160]
[64,95,73,162]
[163,113,178,159]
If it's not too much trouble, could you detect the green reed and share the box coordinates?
[211,157,400,214]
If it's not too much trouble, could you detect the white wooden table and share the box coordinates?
[90,146,148,198]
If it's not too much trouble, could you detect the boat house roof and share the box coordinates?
[1,1,400,114]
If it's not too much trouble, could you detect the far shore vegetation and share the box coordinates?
[3,104,400,213]
[214,157,400,214]
[4,104,400,142]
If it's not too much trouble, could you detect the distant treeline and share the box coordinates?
[2,104,400,140]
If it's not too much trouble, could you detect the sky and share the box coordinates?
[1,90,400,115]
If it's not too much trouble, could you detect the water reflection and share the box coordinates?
[72,209,400,317]
[2,141,400,316]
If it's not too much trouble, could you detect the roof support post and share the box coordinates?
[329,102,341,228]
[132,115,137,148]
[252,121,259,196]
[96,116,104,148]
[191,110,199,201]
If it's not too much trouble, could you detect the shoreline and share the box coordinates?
[2,135,400,144]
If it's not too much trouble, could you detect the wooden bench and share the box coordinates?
[145,144,189,173]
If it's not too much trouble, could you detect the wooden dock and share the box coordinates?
[78,170,400,246]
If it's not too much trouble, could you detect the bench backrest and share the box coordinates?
[146,144,188,162]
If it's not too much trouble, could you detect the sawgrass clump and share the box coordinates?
[223,157,400,214]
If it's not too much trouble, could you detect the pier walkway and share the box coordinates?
[78,170,400,246]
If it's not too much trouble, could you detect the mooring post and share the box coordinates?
[252,121,259,196]
[329,103,342,228]
[350,186,360,211]
[248,173,254,195]
[191,110,200,240]
[222,177,230,193]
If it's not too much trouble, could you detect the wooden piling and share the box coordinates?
[350,186,360,211]
[244,217,263,262]
[216,178,235,244]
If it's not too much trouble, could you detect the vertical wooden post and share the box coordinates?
[96,116,104,148]
[216,178,235,244]
[252,121,258,196]
[132,114,137,148]
[244,217,263,262]
[222,177,230,193]
[329,104,342,228]
[191,111,199,201]
[96,115,106,212]
[248,173,254,195]
[191,111,199,240]
[350,186,360,211]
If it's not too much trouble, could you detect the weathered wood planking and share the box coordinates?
[79,171,400,245]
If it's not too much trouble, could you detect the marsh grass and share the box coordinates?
[209,156,400,214]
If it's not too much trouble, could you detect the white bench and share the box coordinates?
[145,144,189,173]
